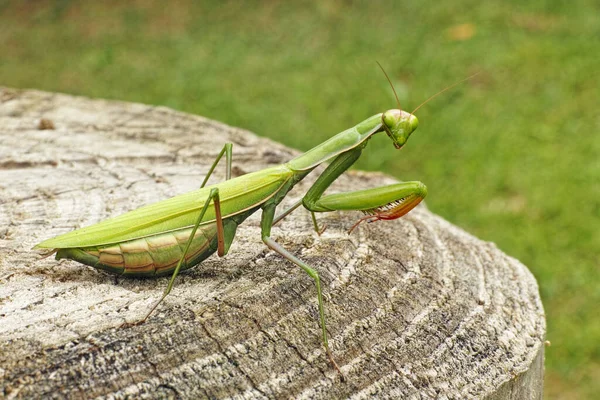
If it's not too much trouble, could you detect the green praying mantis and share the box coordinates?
[35,67,474,374]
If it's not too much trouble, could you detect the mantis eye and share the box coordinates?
[382,109,402,128]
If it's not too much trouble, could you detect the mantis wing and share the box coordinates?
[36,165,292,248]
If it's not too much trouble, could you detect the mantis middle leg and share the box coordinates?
[261,204,342,376]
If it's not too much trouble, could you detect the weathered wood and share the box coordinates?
[0,88,545,399]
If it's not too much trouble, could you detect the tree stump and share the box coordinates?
[0,88,545,399]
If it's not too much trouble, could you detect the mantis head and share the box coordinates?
[382,109,418,149]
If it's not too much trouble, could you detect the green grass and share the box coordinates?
[1,1,598,397]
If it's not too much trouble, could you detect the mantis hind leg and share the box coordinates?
[200,143,233,188]
[261,204,343,377]
[140,187,225,322]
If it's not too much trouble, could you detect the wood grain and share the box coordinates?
[0,88,545,399]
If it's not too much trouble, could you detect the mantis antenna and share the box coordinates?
[376,61,402,111]
[411,71,482,114]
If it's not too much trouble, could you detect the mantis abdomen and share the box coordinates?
[55,217,244,277]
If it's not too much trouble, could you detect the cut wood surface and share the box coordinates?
[0,88,545,399]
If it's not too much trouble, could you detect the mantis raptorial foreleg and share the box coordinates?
[302,147,362,212]
[310,211,327,235]
[261,204,342,376]
[302,147,427,232]
[141,187,225,322]
[200,143,233,188]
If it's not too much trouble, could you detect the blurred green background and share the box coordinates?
[1,1,597,397]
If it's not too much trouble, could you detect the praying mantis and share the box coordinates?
[35,67,472,373]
